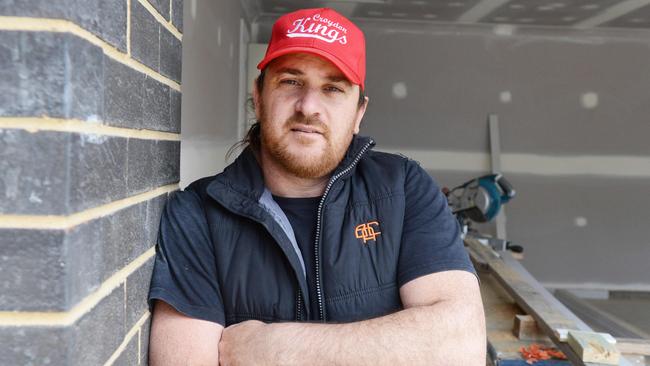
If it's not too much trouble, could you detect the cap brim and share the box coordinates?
[257,46,363,88]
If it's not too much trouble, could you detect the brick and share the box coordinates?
[69,134,139,211]
[170,88,182,133]
[65,34,105,120]
[0,130,69,215]
[131,0,160,72]
[160,27,182,82]
[0,0,68,18]
[113,332,139,366]
[127,139,180,194]
[104,56,144,128]
[143,75,171,131]
[0,32,103,120]
[145,193,169,247]
[147,0,170,20]
[126,257,154,329]
[0,326,70,366]
[100,202,147,277]
[68,133,129,212]
[64,218,103,307]
[0,229,66,311]
[172,0,183,32]
[0,32,65,117]
[68,283,126,366]
[1,131,166,216]
[70,0,128,51]
[0,0,127,51]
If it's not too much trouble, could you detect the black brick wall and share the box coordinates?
[0,229,66,310]
[131,0,160,72]
[0,32,104,119]
[0,32,180,129]
[1,190,169,312]
[0,130,179,215]
[172,0,183,32]
[0,0,127,51]
[0,0,182,363]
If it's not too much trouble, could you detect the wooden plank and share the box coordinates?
[615,338,650,356]
[567,330,620,365]
[467,238,579,332]
[481,272,570,365]
[465,238,606,366]
[513,314,546,341]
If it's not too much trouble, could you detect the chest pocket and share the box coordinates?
[320,194,405,322]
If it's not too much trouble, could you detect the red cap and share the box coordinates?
[257,8,366,89]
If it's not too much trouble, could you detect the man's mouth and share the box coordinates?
[290,124,323,134]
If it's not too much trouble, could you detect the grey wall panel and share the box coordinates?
[428,169,650,287]
[358,22,650,156]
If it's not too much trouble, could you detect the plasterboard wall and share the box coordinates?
[252,18,650,287]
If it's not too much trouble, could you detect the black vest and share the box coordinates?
[189,136,419,325]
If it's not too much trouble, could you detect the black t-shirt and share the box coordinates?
[272,195,321,320]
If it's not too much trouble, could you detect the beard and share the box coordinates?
[259,104,355,179]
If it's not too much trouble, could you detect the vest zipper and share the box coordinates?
[296,288,303,321]
[313,140,374,321]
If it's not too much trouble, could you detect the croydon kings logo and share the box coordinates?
[286,13,348,44]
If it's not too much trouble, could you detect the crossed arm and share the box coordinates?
[149,270,486,366]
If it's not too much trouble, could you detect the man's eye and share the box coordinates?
[280,79,300,86]
[324,86,343,93]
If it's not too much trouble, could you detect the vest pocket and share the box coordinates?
[324,282,402,323]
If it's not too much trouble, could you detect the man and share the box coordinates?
[148,8,485,365]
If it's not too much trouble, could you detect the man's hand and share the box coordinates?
[219,320,270,366]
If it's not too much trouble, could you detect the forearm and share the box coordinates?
[264,300,485,366]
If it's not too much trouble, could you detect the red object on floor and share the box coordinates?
[520,343,567,364]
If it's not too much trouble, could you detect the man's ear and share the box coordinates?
[353,96,369,134]
[252,76,262,120]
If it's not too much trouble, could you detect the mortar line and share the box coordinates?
[137,327,142,365]
[169,0,173,24]
[0,16,181,91]
[0,249,155,327]
[0,117,180,141]
[104,311,151,366]
[0,184,177,230]
[127,0,132,55]
[137,0,182,39]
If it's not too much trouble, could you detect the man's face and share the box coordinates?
[254,53,367,179]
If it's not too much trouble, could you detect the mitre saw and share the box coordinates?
[445,174,522,253]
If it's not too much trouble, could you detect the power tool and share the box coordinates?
[445,173,515,224]
[445,174,522,253]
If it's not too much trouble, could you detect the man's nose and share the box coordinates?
[295,87,323,117]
